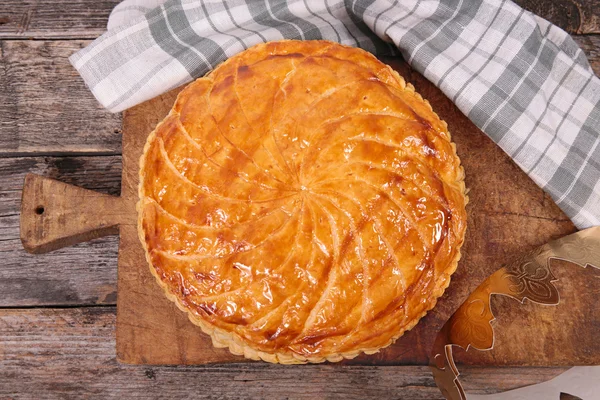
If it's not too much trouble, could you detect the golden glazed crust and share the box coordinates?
[138,40,467,364]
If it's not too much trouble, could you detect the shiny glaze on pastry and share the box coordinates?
[138,40,467,364]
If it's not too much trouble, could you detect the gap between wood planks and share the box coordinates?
[0,151,122,159]
[0,156,121,307]
[0,303,115,310]
[0,306,569,397]
[0,0,597,40]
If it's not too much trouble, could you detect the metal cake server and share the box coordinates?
[429,226,600,400]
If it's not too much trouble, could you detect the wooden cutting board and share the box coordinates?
[20,58,600,366]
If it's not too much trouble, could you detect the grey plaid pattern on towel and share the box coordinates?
[70,0,600,229]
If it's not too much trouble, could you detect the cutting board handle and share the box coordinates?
[20,174,127,254]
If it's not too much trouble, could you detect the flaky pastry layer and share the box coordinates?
[138,40,467,364]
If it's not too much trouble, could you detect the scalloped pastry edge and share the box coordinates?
[137,40,468,364]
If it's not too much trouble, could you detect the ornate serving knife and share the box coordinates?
[430,226,600,399]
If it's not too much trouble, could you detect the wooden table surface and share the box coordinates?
[0,1,598,398]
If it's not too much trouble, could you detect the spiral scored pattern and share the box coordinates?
[139,40,467,364]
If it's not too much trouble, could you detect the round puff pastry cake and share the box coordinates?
[138,40,467,364]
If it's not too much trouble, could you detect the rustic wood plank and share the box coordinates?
[0,40,122,156]
[0,237,118,306]
[515,0,599,34]
[0,0,120,39]
[0,307,567,398]
[0,155,121,217]
[20,174,127,254]
[0,156,121,307]
[574,35,600,75]
[0,0,597,39]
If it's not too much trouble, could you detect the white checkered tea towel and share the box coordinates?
[70,0,600,229]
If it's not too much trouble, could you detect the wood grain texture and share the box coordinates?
[0,40,122,156]
[0,156,121,307]
[20,174,127,253]
[561,394,584,400]
[515,0,599,34]
[0,0,596,39]
[0,236,118,307]
[574,35,600,75]
[0,156,122,217]
[0,307,568,399]
[0,0,120,39]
